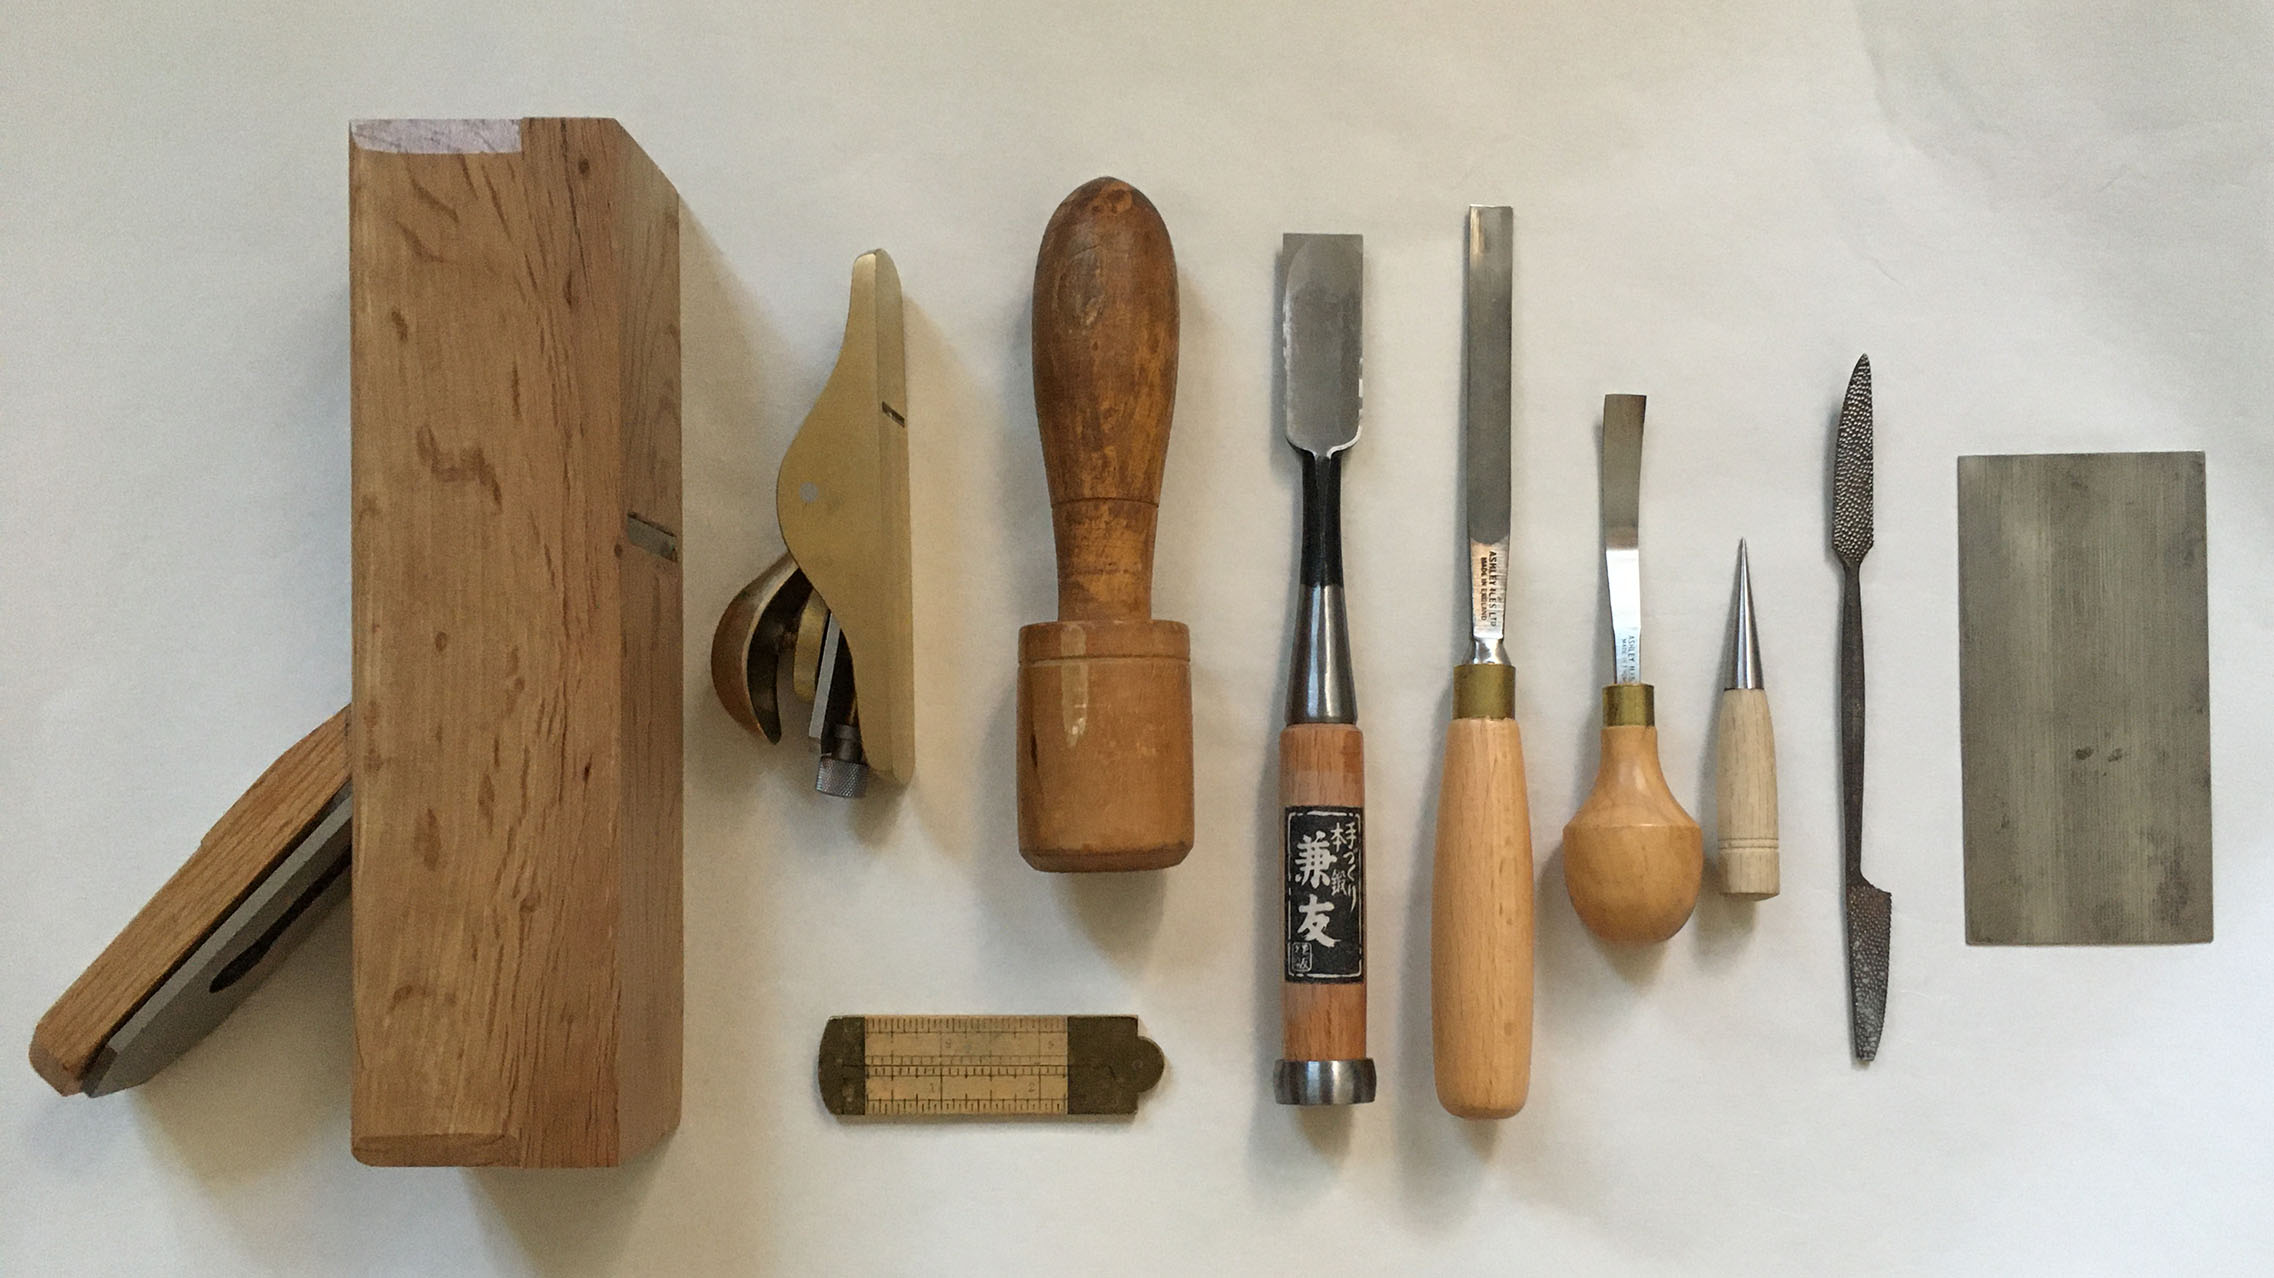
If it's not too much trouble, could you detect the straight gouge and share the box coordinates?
[1431,206,1532,1120]
[1563,395,1702,944]
[1716,541,1779,898]
[1274,232,1373,1106]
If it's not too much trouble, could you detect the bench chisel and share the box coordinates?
[1274,232,1373,1106]
[1430,206,1533,1120]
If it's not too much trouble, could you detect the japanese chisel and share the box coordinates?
[1274,232,1373,1106]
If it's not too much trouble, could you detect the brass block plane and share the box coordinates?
[712,251,915,797]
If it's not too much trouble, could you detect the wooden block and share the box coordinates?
[348,118,681,1166]
[1958,451,2212,945]
[30,710,351,1095]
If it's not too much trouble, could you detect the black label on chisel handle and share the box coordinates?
[1283,805,1364,982]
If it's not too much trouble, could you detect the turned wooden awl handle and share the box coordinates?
[1715,688,1779,898]
[1430,679,1533,1119]
[1563,687,1702,944]
[1017,177,1193,872]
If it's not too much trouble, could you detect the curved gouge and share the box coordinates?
[711,251,912,796]
[1017,178,1193,872]
[31,709,351,1096]
[1716,540,1779,899]
[1563,395,1701,944]
[1432,207,1532,1120]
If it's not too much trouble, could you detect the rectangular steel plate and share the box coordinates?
[1958,451,2212,944]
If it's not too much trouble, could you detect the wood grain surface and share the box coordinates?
[1280,723,1365,1062]
[1958,451,2212,945]
[1429,716,1533,1119]
[348,117,682,1167]
[1030,177,1178,624]
[30,709,351,1095]
[1017,178,1193,871]
[1563,723,1702,944]
[1714,688,1779,899]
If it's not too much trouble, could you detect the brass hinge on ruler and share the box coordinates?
[817,1015,1164,1118]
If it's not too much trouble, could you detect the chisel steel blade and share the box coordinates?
[1462,207,1513,666]
[1601,394,1645,684]
[1281,234,1364,457]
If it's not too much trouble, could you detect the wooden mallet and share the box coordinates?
[1016,178,1194,872]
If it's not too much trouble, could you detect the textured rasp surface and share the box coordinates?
[1846,881,1890,1061]
[1831,355,1874,563]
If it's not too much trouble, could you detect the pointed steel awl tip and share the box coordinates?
[1726,540,1762,690]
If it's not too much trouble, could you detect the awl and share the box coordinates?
[1716,541,1779,898]
[1430,206,1533,1120]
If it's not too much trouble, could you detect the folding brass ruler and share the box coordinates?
[817,1016,1164,1118]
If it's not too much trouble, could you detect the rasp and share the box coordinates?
[1429,206,1533,1121]
[1832,354,1890,1062]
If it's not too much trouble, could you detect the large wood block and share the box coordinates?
[348,117,681,1167]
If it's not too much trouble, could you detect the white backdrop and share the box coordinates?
[6,2,2272,1274]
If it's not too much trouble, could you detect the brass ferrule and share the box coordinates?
[1602,682,1654,727]
[1452,663,1515,719]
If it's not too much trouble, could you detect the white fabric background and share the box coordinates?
[5,2,2271,1273]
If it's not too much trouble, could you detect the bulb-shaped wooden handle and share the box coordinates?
[1563,699,1702,944]
[1018,178,1192,872]
[1031,176,1178,623]
[1714,687,1779,898]
[1430,710,1533,1120]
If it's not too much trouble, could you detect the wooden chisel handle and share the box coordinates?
[1278,722,1371,1103]
[1563,685,1703,944]
[1430,664,1533,1119]
[1715,687,1779,898]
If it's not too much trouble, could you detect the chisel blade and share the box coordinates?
[1462,207,1513,666]
[1601,394,1645,685]
[1280,234,1364,458]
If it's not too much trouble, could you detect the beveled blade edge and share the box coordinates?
[1601,394,1644,548]
[1601,395,1645,681]
[1280,233,1364,456]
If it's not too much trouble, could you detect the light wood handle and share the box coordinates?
[1279,723,1365,1063]
[1563,709,1702,944]
[1430,716,1533,1119]
[1715,688,1779,899]
[1031,176,1178,623]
